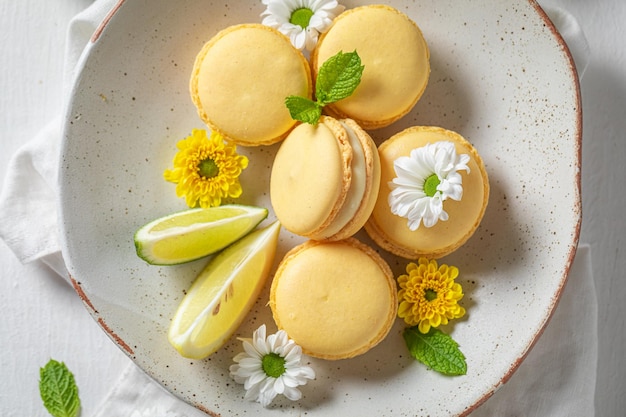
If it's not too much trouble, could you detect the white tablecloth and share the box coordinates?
[2,0,624,416]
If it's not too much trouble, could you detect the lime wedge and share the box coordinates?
[168,221,281,359]
[134,204,268,265]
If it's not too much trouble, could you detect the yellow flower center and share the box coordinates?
[424,288,437,302]
[198,158,219,179]
[290,8,314,29]
[262,352,286,378]
[423,174,440,197]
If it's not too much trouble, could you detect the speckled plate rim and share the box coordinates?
[469,3,582,410]
[58,1,582,415]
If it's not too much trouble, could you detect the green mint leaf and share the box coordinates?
[39,359,81,417]
[284,50,364,125]
[285,95,323,124]
[316,50,364,105]
[403,327,467,376]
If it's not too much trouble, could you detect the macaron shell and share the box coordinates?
[190,24,312,146]
[270,117,352,237]
[312,5,430,130]
[320,118,381,241]
[365,126,489,259]
[269,238,397,360]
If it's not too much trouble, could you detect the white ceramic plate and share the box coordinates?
[58,1,581,415]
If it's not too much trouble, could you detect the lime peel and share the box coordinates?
[134,204,268,265]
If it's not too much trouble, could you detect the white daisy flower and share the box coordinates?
[261,0,345,51]
[389,141,471,230]
[229,324,315,407]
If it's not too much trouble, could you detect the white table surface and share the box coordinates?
[1,0,625,416]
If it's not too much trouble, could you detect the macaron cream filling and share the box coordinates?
[316,120,367,239]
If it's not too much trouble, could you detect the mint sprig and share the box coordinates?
[39,359,81,417]
[285,50,364,124]
[284,96,324,125]
[403,327,467,376]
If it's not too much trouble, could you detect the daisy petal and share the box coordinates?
[273,376,285,394]
[388,141,470,229]
[230,324,316,407]
[260,0,344,50]
[283,386,303,401]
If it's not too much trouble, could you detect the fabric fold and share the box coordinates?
[542,6,591,78]
[0,118,63,264]
[471,245,597,416]
[0,0,119,279]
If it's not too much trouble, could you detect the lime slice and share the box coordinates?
[168,221,281,359]
[134,204,268,265]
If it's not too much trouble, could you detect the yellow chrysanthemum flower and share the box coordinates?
[164,129,248,208]
[397,258,466,334]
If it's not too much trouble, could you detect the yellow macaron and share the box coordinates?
[311,5,430,130]
[190,24,312,146]
[269,238,397,360]
[270,116,381,241]
[365,126,489,259]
